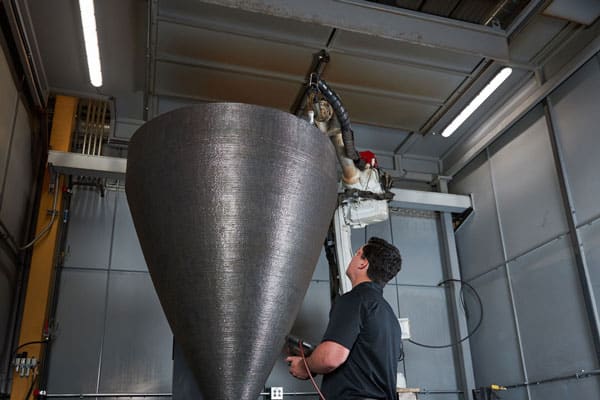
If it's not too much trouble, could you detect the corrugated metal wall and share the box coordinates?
[45,189,172,397]
[450,55,600,399]
[0,41,36,392]
[45,166,463,398]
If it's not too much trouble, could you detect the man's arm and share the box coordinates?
[287,341,350,379]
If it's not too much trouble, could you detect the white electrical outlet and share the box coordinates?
[399,318,411,340]
[270,386,284,400]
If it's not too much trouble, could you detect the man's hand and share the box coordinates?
[286,356,309,380]
[286,340,349,381]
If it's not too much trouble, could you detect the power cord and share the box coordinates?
[12,338,51,359]
[20,175,60,250]
[298,340,326,400]
[24,373,38,400]
[408,279,483,349]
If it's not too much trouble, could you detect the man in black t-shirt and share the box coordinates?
[287,237,403,400]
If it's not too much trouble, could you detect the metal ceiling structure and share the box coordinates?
[14,0,600,177]
[366,0,531,29]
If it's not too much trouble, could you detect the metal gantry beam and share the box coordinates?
[389,187,472,213]
[47,151,127,180]
[194,0,509,60]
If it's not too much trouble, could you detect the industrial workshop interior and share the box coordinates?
[2,0,600,399]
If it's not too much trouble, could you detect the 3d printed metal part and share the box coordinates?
[126,103,338,400]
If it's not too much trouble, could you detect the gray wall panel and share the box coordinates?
[311,249,330,282]
[111,192,147,271]
[288,281,331,349]
[98,271,172,393]
[400,286,458,390]
[580,219,600,313]
[529,376,600,400]
[46,269,107,393]
[366,218,392,241]
[64,188,116,269]
[468,267,523,386]
[383,283,400,317]
[549,59,600,225]
[351,225,367,252]
[349,226,367,282]
[0,43,18,197]
[0,101,33,242]
[509,236,597,380]
[489,105,568,260]
[489,388,528,400]
[391,213,444,285]
[451,152,504,280]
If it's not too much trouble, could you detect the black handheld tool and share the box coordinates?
[286,335,315,357]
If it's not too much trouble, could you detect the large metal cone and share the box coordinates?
[126,103,338,400]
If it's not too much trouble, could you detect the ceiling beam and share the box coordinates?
[155,54,444,106]
[157,14,474,77]
[195,0,509,61]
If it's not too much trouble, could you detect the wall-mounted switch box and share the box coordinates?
[270,386,284,399]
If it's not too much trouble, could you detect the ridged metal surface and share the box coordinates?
[125,103,338,400]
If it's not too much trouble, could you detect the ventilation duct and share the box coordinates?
[126,103,338,399]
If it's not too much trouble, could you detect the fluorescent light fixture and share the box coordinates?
[79,0,103,87]
[441,67,512,138]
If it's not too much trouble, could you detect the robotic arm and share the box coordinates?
[307,75,394,294]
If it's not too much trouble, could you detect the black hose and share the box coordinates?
[314,78,364,169]
[408,279,483,349]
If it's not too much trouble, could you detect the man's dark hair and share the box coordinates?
[362,237,402,285]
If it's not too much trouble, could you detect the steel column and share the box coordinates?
[543,98,600,364]
[10,95,77,400]
[436,178,475,400]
